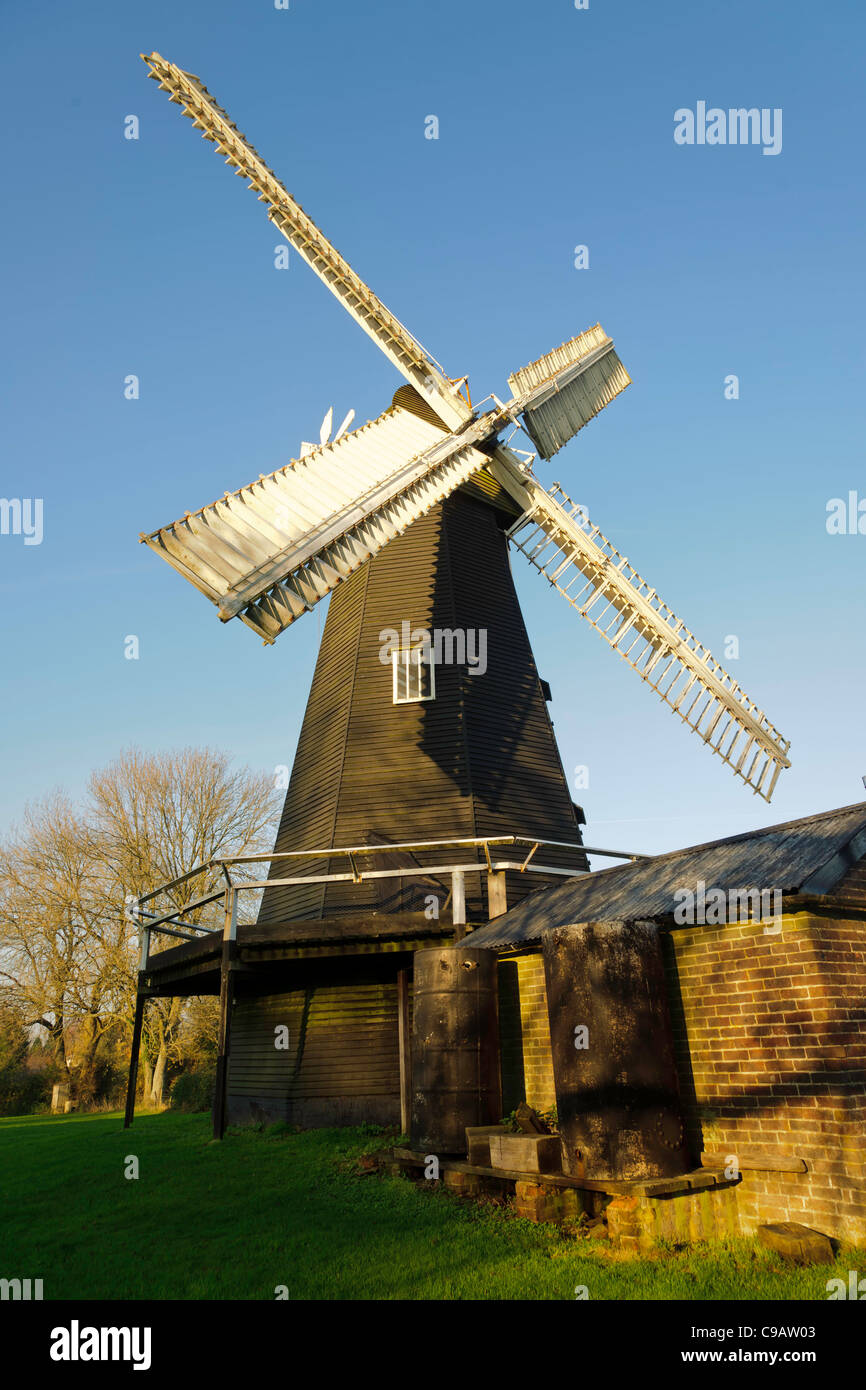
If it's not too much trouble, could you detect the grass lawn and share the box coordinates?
[0,1110,855,1300]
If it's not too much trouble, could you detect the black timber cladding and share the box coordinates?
[226,958,409,1128]
[257,490,587,925]
[469,802,866,949]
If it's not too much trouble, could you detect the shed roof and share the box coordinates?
[468,802,866,950]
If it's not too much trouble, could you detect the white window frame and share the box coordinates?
[392,645,435,704]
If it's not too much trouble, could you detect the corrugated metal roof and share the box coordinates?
[468,802,866,949]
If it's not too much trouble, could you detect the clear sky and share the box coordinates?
[1,0,864,862]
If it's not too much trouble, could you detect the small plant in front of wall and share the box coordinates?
[499,1103,559,1134]
[263,1121,294,1139]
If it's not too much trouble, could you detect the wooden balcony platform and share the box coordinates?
[141,913,457,995]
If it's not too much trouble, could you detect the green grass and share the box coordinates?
[0,1110,856,1300]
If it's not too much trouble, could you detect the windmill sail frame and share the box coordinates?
[141,340,631,642]
[491,452,791,801]
[138,49,791,799]
[141,51,472,432]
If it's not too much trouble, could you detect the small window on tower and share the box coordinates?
[392,645,435,703]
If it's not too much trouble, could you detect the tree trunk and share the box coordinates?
[77,1014,102,1102]
[150,1044,167,1107]
[49,1010,69,1074]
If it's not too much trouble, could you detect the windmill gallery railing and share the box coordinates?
[124,835,648,1138]
[131,834,649,960]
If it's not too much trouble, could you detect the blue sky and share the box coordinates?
[1,0,864,860]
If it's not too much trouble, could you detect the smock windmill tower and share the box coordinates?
[139,53,791,927]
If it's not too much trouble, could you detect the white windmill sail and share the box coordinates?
[333,409,355,441]
[141,52,472,432]
[507,325,632,459]
[141,394,491,643]
[139,50,790,800]
[300,406,354,458]
[140,337,631,644]
[490,449,791,801]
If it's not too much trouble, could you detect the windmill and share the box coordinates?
[130,52,797,1143]
[140,50,790,816]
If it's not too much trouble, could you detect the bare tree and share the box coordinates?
[0,748,277,1110]
[0,794,124,1096]
[88,747,277,1105]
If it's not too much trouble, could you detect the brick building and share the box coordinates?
[472,801,866,1246]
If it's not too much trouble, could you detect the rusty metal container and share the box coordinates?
[410,946,501,1153]
[542,920,690,1181]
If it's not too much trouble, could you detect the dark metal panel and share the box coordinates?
[542,921,690,1181]
[410,946,501,1153]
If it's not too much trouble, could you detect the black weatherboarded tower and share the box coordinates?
[257,483,585,927]
[218,478,583,1128]
[224,481,586,1128]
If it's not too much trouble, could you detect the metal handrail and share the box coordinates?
[137,833,648,908]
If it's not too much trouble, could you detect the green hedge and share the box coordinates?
[170,1068,216,1112]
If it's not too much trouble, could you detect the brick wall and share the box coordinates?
[664,909,866,1246]
[498,953,557,1113]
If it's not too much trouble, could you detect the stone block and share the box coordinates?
[51,1083,70,1114]
[758,1222,835,1265]
[489,1132,562,1174]
[465,1125,508,1166]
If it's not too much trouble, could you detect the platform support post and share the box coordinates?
[213,887,238,1141]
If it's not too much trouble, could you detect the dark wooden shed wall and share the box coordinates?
[226,964,409,1128]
